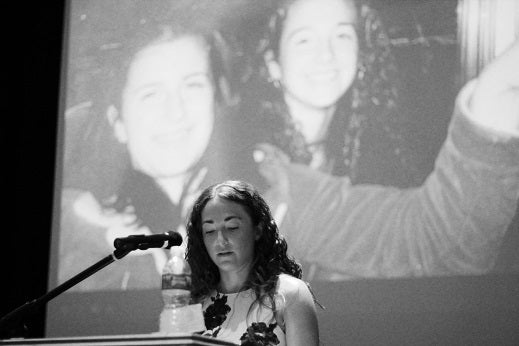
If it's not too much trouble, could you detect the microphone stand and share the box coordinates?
[0,247,133,339]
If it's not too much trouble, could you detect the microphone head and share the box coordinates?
[113,231,183,251]
[164,231,183,248]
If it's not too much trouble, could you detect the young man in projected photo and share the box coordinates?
[232,0,519,280]
[59,3,239,290]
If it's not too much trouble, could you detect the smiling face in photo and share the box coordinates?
[115,35,215,178]
[268,0,359,111]
[201,197,260,276]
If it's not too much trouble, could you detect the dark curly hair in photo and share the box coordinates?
[185,180,302,303]
[236,0,421,188]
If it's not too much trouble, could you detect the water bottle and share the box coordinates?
[161,246,192,308]
[159,246,205,334]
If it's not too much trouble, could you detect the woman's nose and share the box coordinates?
[316,40,334,63]
[163,91,185,122]
[216,229,229,246]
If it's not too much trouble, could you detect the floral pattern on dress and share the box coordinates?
[202,293,279,345]
[203,293,231,337]
[240,322,279,346]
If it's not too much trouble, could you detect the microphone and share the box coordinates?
[113,231,183,251]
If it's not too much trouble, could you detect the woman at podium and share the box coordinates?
[186,180,320,346]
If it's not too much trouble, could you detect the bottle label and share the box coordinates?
[162,273,191,290]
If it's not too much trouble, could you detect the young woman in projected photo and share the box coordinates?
[186,180,319,346]
[238,0,421,189]
[232,0,519,281]
[59,4,244,290]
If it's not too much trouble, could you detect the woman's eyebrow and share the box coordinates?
[183,71,210,81]
[285,22,355,40]
[224,216,241,222]
[202,215,241,225]
[202,219,214,225]
[127,82,160,95]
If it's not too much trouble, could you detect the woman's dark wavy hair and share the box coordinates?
[240,0,418,186]
[186,180,302,304]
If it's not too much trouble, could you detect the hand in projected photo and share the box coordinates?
[72,191,168,272]
[253,143,290,225]
[470,40,519,134]
[73,191,137,229]
[254,143,290,188]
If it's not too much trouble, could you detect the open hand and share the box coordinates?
[470,40,519,135]
[253,143,291,224]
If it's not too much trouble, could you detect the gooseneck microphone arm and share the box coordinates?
[0,231,182,339]
[0,248,131,339]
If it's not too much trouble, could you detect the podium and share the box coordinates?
[0,334,237,346]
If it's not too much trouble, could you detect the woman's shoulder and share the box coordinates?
[276,274,312,300]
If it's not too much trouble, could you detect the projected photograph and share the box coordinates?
[49,0,518,338]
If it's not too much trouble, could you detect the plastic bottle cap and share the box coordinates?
[170,246,185,258]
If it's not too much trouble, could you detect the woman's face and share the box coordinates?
[201,197,259,277]
[268,0,359,111]
[114,35,215,178]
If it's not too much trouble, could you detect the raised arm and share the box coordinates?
[272,40,519,279]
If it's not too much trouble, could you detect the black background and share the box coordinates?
[9,0,65,338]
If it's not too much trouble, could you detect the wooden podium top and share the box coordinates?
[0,334,237,346]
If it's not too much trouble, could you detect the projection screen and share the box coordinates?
[47,0,519,340]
